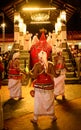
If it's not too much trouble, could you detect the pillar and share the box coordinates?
[19,32,24,50]
[52,30,57,53]
[14,12,20,44]
[60,22,67,49]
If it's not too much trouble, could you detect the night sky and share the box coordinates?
[67,12,81,31]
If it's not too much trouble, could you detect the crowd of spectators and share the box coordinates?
[69,45,81,78]
[0,51,11,79]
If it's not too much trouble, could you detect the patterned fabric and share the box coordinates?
[33,73,54,85]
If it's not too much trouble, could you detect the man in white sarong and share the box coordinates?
[53,49,69,100]
[30,50,58,124]
[7,51,24,100]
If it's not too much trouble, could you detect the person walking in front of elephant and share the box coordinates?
[30,50,59,124]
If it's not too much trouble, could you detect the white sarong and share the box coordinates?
[8,79,22,98]
[34,88,55,116]
[54,74,65,96]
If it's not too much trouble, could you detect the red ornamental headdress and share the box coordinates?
[30,29,52,68]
